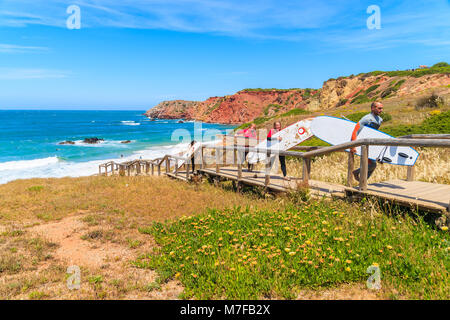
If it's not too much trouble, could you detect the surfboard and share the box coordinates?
[247,119,313,164]
[176,141,202,169]
[310,116,419,166]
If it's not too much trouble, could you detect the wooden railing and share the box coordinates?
[200,136,450,191]
[99,134,449,192]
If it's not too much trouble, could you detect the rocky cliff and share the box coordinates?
[145,89,317,124]
[145,67,450,124]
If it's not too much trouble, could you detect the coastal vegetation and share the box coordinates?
[137,201,449,299]
[357,62,450,79]
[1,174,448,300]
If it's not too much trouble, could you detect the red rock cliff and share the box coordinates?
[145,72,450,124]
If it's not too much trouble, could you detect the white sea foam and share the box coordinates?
[121,121,140,126]
[0,157,59,172]
[0,143,190,185]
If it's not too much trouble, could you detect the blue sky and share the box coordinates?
[0,0,449,110]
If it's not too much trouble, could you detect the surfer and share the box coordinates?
[350,101,384,182]
[188,140,197,173]
[268,121,290,181]
[236,123,257,172]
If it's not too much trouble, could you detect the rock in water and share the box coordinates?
[83,138,104,144]
[59,140,75,145]
[121,140,131,144]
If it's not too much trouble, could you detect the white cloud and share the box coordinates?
[0,68,69,79]
[0,0,448,51]
[0,43,48,53]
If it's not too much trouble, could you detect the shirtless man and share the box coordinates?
[351,101,384,182]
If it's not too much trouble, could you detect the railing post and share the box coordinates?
[158,162,161,176]
[136,162,141,175]
[302,157,311,186]
[359,145,369,191]
[347,152,355,187]
[145,162,149,174]
[201,146,205,169]
[407,166,415,181]
[165,157,169,174]
[233,136,237,166]
[186,158,190,181]
[222,136,227,167]
[265,149,271,187]
[237,146,242,180]
[151,163,154,176]
[99,166,102,176]
[215,147,220,173]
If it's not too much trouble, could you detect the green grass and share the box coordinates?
[346,112,392,123]
[263,104,282,116]
[135,202,449,299]
[365,84,380,94]
[351,94,372,105]
[359,62,450,78]
[281,108,310,117]
[384,111,450,137]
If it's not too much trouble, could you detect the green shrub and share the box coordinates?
[135,204,450,299]
[346,111,392,123]
[351,94,371,105]
[383,111,450,136]
[365,84,380,94]
[281,108,310,117]
[415,93,445,110]
[27,186,44,192]
[264,104,282,115]
[302,88,314,100]
[432,62,449,68]
[336,99,348,107]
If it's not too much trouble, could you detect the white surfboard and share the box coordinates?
[247,119,313,164]
[176,141,202,169]
[311,116,419,166]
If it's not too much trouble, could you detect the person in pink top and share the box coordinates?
[236,123,256,171]
[267,121,290,181]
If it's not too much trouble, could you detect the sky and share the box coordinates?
[0,0,449,110]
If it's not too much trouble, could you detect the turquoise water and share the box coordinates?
[0,110,235,184]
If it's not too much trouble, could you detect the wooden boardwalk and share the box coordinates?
[167,166,449,214]
[100,134,450,215]
[346,180,450,213]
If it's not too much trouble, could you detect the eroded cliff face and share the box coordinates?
[145,73,450,124]
[145,89,317,124]
[316,73,450,110]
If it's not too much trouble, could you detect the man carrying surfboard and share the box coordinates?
[350,101,384,182]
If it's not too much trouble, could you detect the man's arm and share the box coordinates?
[350,122,361,153]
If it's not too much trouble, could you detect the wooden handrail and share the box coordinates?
[99,134,449,190]
[399,134,450,139]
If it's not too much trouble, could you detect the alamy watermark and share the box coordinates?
[67,265,81,290]
[367,5,381,30]
[366,264,381,290]
[66,5,81,29]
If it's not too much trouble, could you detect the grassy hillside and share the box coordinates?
[239,91,449,143]
[0,175,448,300]
[356,62,450,79]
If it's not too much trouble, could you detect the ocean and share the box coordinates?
[0,110,235,184]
